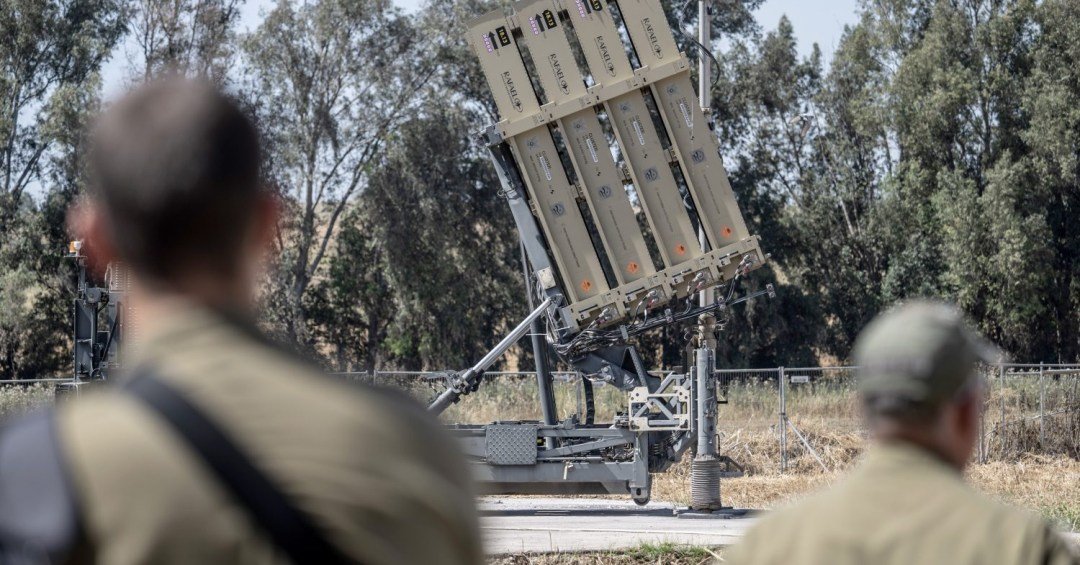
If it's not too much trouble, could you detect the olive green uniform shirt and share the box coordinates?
[56,305,483,565]
[727,443,1077,565]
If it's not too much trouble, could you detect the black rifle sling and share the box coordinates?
[126,372,353,564]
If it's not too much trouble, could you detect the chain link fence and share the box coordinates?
[6,363,1075,470]
[336,363,1079,470]
[331,370,628,425]
[715,364,1080,471]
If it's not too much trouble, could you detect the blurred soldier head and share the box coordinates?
[853,301,1001,470]
[71,78,276,309]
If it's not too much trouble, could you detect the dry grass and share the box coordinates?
[652,417,862,509]
[490,476,1078,565]
[428,376,1079,532]
[651,429,1080,531]
[2,375,1074,547]
[983,374,1080,459]
[431,372,1078,460]
[386,374,627,424]
[969,456,1080,531]
[0,384,55,419]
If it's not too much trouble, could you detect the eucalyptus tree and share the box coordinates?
[242,0,433,347]
[1023,0,1080,360]
[307,206,393,373]
[0,0,124,229]
[127,0,242,82]
[0,0,123,377]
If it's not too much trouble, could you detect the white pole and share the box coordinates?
[698,0,711,109]
[779,367,787,473]
[697,0,714,308]
[1039,362,1045,447]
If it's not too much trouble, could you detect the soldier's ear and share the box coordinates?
[67,198,118,279]
[956,389,981,434]
[251,191,281,255]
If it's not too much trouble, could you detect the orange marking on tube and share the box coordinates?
[722,226,733,238]
[675,244,687,256]
[581,279,593,292]
[627,262,640,274]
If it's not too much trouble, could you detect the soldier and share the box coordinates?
[727,301,1078,565]
[0,79,483,564]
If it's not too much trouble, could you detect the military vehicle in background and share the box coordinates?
[60,241,128,398]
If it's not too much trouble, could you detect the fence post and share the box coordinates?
[978,366,985,464]
[999,363,1006,457]
[1039,362,1045,448]
[779,366,787,474]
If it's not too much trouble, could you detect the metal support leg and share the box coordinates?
[690,314,723,511]
[522,241,557,448]
[531,317,557,447]
[630,432,651,505]
[429,298,555,414]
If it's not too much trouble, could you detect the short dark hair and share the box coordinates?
[863,374,982,430]
[88,78,261,284]
[862,394,942,428]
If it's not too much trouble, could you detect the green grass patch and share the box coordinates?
[622,541,715,561]
[489,542,721,564]
[1041,502,1080,532]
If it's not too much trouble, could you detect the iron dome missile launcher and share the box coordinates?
[431,0,771,509]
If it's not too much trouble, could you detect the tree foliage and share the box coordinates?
[241,0,433,350]
[713,0,1080,362]
[0,0,122,378]
[3,0,1080,380]
[129,0,242,82]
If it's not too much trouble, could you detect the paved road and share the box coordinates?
[480,497,758,555]
[480,497,1080,556]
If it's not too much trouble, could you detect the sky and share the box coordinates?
[388,0,862,61]
[741,0,861,62]
[246,0,864,46]
[101,0,860,99]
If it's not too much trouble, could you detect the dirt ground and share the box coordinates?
[653,447,1080,531]
[487,453,1080,564]
[488,439,1080,564]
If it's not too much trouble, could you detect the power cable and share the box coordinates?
[673,0,721,87]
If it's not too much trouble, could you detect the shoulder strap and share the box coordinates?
[126,373,353,565]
